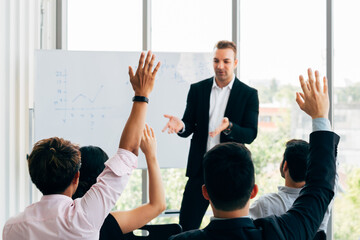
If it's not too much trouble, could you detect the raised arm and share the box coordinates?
[255,69,339,240]
[110,124,166,234]
[120,51,160,155]
[76,51,160,231]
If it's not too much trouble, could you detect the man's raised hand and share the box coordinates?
[128,51,161,97]
[162,115,184,134]
[296,68,329,119]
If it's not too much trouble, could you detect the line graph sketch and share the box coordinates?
[52,70,112,128]
[72,85,104,103]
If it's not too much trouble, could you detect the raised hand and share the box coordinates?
[209,117,230,138]
[140,124,157,160]
[120,51,160,155]
[162,114,184,134]
[296,68,329,119]
[128,51,161,97]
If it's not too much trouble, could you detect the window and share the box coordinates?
[240,0,326,200]
[152,0,232,52]
[67,0,142,51]
[333,1,360,238]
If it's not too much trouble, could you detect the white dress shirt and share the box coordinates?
[3,148,137,240]
[206,75,235,151]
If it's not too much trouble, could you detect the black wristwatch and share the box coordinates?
[132,96,149,103]
[223,121,233,135]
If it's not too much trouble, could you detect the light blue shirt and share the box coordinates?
[312,118,332,132]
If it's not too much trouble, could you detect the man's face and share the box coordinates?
[213,48,238,83]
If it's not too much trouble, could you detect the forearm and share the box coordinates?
[178,120,194,138]
[110,157,165,234]
[222,121,257,144]
[119,102,148,155]
[223,92,259,143]
[147,157,166,211]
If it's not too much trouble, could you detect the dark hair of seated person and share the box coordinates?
[28,137,81,195]
[203,142,254,211]
[72,146,109,199]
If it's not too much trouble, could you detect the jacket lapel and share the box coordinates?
[224,77,242,117]
[202,78,213,126]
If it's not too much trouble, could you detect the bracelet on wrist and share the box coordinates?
[132,96,149,103]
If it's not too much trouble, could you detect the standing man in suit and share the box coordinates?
[162,40,259,231]
[169,69,339,240]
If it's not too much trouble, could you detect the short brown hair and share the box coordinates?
[215,40,237,59]
[28,137,81,195]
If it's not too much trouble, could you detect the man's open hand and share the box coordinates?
[162,115,184,134]
[296,68,329,119]
[129,51,161,97]
[209,117,230,138]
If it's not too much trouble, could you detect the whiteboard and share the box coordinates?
[34,50,213,168]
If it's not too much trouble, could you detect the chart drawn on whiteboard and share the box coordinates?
[72,85,104,104]
[52,69,113,129]
[35,50,213,168]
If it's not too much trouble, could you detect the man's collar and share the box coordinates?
[212,74,235,90]
[211,215,250,221]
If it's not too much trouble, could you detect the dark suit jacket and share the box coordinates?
[169,131,340,240]
[178,77,259,177]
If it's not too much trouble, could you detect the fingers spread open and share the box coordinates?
[308,68,316,93]
[128,66,134,78]
[323,76,328,94]
[162,124,169,132]
[315,70,321,92]
[299,75,309,96]
[153,62,161,76]
[150,127,155,138]
[138,52,145,68]
[144,51,152,70]
[148,54,155,72]
[144,124,150,137]
[295,92,305,109]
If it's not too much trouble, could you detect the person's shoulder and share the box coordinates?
[256,191,283,205]
[191,77,213,88]
[250,192,281,218]
[4,210,26,226]
[3,211,27,239]
[253,216,285,239]
[235,78,257,93]
[169,229,206,240]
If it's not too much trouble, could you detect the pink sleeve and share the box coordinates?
[73,148,137,230]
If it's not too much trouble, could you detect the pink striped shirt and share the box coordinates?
[3,148,137,240]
